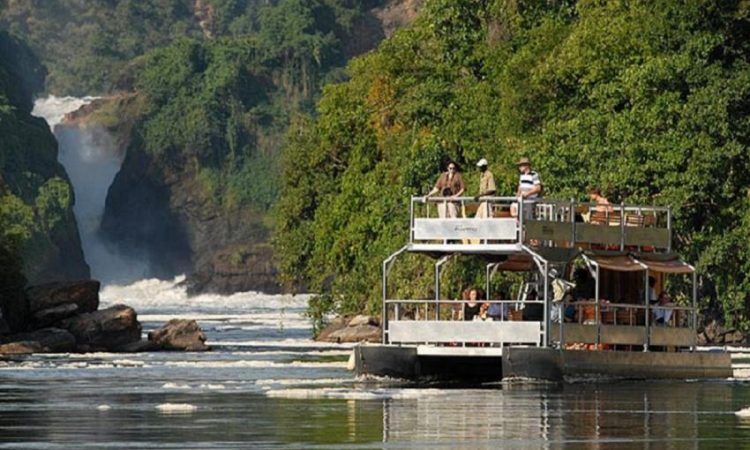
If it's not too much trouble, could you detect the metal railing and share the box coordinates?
[383,299,547,346]
[409,196,673,252]
[554,300,697,350]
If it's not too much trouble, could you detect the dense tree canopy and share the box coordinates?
[109,1,383,214]
[274,0,750,331]
[0,0,384,95]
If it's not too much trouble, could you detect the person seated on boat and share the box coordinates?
[424,161,465,218]
[589,187,611,210]
[583,186,613,222]
[487,291,508,321]
[478,302,490,321]
[510,157,542,218]
[653,292,675,326]
[452,288,470,320]
[473,158,496,218]
[464,287,483,321]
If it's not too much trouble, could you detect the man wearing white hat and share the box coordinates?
[474,158,496,218]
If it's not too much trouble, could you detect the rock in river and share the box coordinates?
[59,304,141,352]
[0,328,77,354]
[148,319,209,351]
[26,280,100,322]
[318,315,381,343]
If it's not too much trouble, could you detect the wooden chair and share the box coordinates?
[625,214,645,227]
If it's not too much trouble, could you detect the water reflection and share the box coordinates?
[380,382,750,448]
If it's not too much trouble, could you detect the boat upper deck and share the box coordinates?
[408,196,671,258]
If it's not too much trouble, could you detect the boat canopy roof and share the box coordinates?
[582,251,694,274]
[493,253,535,272]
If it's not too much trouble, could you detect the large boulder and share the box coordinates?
[0,328,76,354]
[148,319,209,351]
[0,341,43,355]
[318,315,381,343]
[316,316,350,342]
[26,280,100,326]
[58,304,141,351]
[32,303,79,328]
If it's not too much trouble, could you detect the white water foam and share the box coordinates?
[264,388,446,400]
[209,340,353,349]
[255,378,356,386]
[162,382,191,390]
[155,403,197,413]
[99,276,310,313]
[162,360,347,369]
[32,95,98,127]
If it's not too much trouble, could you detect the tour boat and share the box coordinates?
[353,196,731,381]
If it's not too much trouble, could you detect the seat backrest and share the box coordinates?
[625,214,645,227]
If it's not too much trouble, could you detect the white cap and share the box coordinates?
[476,158,488,167]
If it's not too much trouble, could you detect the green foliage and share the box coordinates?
[0,0,203,95]
[0,0,385,96]
[275,0,750,328]
[35,177,71,233]
[115,1,379,213]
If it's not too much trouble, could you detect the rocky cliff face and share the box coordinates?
[0,31,89,286]
[0,31,89,332]
[100,133,278,293]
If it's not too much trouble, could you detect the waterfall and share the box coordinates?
[32,96,148,285]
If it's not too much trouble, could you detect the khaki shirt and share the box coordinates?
[479,170,496,196]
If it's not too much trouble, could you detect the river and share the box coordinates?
[0,277,749,448]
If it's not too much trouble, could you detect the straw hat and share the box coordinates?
[517,157,531,166]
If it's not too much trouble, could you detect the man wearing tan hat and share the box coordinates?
[511,156,542,217]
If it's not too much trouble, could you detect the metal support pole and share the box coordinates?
[486,263,493,303]
[692,271,698,352]
[519,196,524,245]
[409,197,415,243]
[571,198,576,246]
[435,255,451,320]
[620,203,625,251]
[667,208,672,252]
[382,259,388,344]
[595,265,601,347]
[644,270,650,352]
[382,246,408,344]
[543,261,549,348]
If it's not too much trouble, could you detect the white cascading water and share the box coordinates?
[32,96,148,284]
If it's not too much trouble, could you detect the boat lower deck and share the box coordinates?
[354,344,732,382]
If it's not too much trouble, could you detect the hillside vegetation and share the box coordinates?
[274,0,750,332]
[0,0,384,95]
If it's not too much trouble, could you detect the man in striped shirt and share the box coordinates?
[511,156,542,217]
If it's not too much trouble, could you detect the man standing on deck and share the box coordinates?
[511,156,542,217]
[474,158,496,218]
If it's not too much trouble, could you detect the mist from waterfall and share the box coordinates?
[32,96,149,285]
